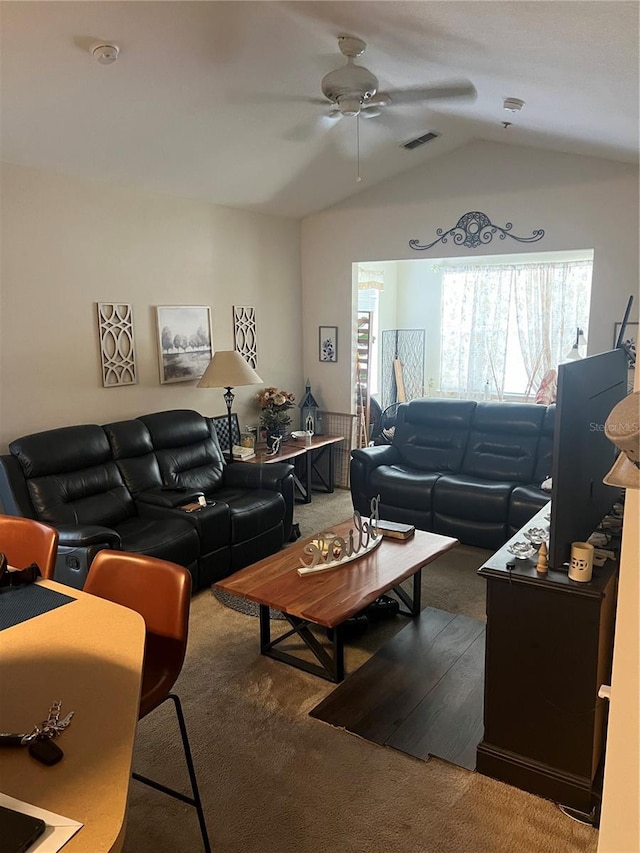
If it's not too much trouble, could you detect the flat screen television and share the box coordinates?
[548,347,628,569]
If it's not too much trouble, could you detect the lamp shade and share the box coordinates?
[196,351,263,388]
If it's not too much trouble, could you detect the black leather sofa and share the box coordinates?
[0,409,294,592]
[350,399,554,550]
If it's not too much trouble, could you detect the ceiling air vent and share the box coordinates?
[402,131,440,151]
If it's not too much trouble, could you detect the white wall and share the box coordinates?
[0,163,302,449]
[301,140,639,413]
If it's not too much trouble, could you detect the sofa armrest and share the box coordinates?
[136,487,205,508]
[57,524,122,549]
[224,462,295,543]
[224,462,294,491]
[350,444,401,517]
[351,444,401,474]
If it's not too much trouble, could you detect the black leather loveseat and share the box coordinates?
[350,398,554,550]
[0,410,294,592]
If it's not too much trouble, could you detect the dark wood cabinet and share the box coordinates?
[476,505,618,816]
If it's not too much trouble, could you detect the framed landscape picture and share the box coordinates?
[155,305,213,384]
[319,326,338,363]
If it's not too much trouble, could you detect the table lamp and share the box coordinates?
[197,351,262,462]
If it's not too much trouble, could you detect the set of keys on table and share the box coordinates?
[0,700,74,765]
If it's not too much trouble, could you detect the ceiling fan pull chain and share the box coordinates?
[356,114,362,183]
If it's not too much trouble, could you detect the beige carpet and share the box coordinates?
[122,489,598,853]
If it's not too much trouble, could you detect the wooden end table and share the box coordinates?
[215,520,458,682]
[240,434,344,503]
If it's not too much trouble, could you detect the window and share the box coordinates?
[440,259,592,399]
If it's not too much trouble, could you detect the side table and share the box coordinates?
[241,434,344,503]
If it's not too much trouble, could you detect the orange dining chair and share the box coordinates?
[84,550,211,852]
[0,514,59,579]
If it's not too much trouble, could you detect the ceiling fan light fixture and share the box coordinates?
[337,96,362,117]
[321,63,379,105]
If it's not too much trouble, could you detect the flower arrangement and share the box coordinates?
[257,387,296,432]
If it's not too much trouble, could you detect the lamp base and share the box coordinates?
[224,387,235,463]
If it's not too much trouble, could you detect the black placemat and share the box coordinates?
[0,584,75,631]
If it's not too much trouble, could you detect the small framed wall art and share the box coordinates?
[155,305,213,384]
[319,326,338,363]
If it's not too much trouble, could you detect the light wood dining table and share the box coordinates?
[0,578,145,852]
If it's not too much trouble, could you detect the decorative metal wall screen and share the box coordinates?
[233,306,258,368]
[97,303,137,387]
[213,414,241,452]
[381,330,425,409]
[409,211,545,253]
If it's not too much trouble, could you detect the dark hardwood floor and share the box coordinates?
[310,607,485,771]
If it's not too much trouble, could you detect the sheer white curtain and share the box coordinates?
[440,260,592,398]
[513,260,592,390]
[513,265,554,394]
[440,267,512,398]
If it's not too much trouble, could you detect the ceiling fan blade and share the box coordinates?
[284,112,340,143]
[384,81,477,106]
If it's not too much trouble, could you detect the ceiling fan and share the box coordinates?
[318,35,476,121]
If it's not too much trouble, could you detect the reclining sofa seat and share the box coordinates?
[507,404,555,536]
[350,398,554,550]
[105,410,294,585]
[1,424,199,588]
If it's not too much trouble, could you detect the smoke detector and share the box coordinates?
[90,42,120,65]
[503,97,524,113]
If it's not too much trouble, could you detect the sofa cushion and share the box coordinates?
[433,513,507,550]
[461,402,546,483]
[115,516,200,567]
[434,474,513,523]
[9,424,135,527]
[103,419,164,495]
[138,410,225,493]
[394,399,476,472]
[370,465,441,511]
[214,487,285,541]
[509,484,551,533]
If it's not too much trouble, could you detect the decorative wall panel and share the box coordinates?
[234,306,258,368]
[97,303,137,387]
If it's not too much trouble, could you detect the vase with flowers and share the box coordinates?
[257,386,296,450]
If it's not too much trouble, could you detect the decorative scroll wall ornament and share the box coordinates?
[96,303,137,387]
[409,211,545,253]
[233,306,258,368]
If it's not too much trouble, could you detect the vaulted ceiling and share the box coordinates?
[1,1,638,219]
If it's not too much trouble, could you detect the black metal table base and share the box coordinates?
[258,569,422,682]
[259,605,344,682]
[292,443,336,504]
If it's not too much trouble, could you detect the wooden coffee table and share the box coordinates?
[215,520,458,682]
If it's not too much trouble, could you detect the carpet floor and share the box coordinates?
[122,489,599,853]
